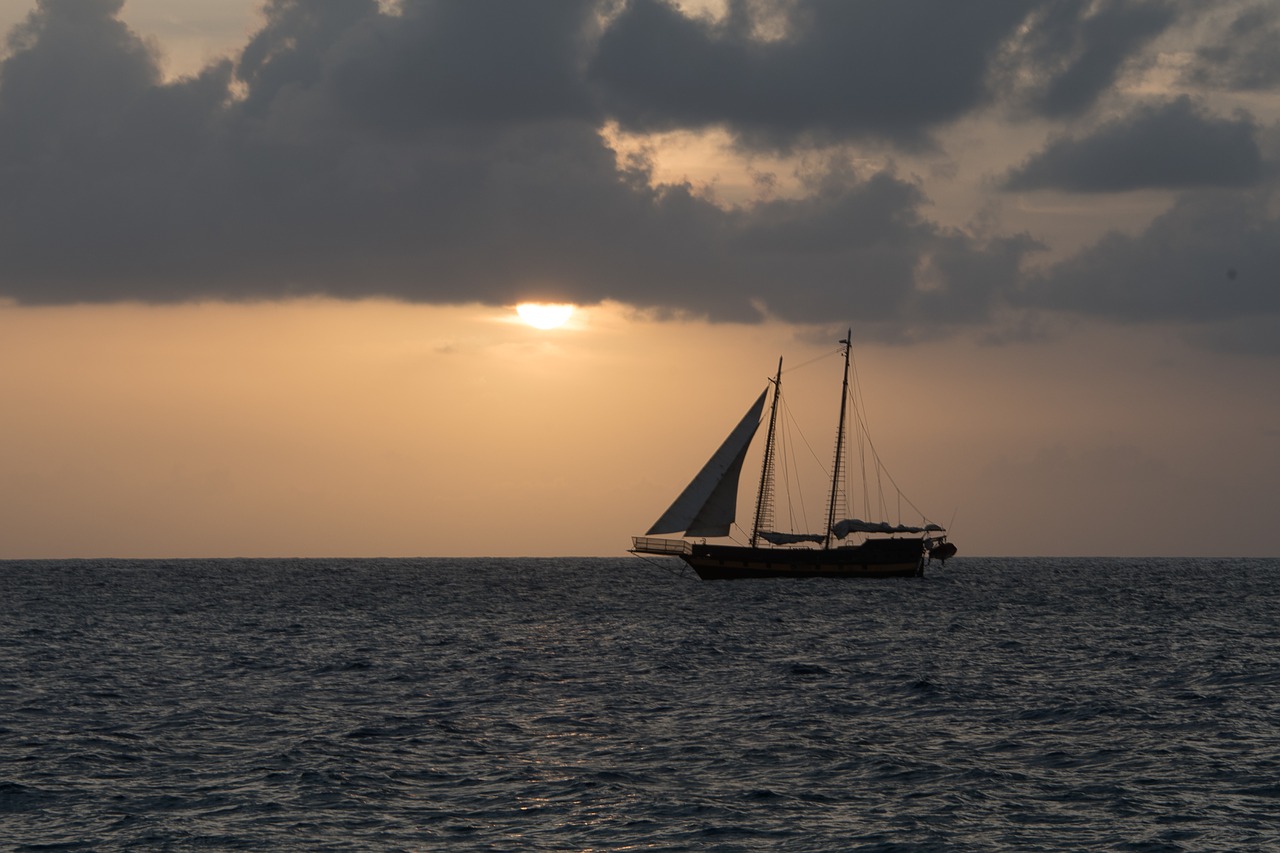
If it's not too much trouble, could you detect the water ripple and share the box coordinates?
[1,557,1278,850]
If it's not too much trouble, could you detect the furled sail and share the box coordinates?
[832,518,944,538]
[647,390,768,537]
[759,531,826,545]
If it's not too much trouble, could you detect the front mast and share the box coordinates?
[749,357,784,548]
[824,331,853,550]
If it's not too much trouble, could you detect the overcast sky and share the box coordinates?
[2,0,1277,334]
[2,0,1279,558]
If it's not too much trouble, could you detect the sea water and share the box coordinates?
[1,557,1277,851]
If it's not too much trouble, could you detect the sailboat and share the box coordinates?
[631,331,954,579]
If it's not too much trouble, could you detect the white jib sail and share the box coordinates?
[646,390,768,538]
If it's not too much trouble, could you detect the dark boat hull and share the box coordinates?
[681,538,925,580]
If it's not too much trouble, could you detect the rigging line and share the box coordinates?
[877,456,886,520]
[783,399,829,532]
[777,402,797,533]
[784,399,830,476]
[775,408,788,532]
[630,551,698,580]
[857,401,869,519]
[844,379,937,525]
[841,335,937,525]
[768,394,818,535]
[779,347,842,378]
[783,406,812,535]
[777,396,811,534]
[779,343,855,504]
[848,342,869,433]
[847,343,873,518]
[783,426,798,532]
[788,426,813,535]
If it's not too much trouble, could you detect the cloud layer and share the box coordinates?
[1004,96,1262,191]
[1,0,1278,342]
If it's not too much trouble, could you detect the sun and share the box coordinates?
[516,302,575,330]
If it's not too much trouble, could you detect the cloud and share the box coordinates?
[0,0,1273,345]
[1023,187,1280,322]
[588,1,1190,147]
[0,0,236,294]
[1004,0,1177,118]
[239,0,600,128]
[1183,3,1280,92]
[1003,96,1262,191]
[0,0,1031,330]
[1014,108,1280,336]
[0,0,167,169]
[590,0,1033,148]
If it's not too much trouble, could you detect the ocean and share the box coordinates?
[1,557,1277,851]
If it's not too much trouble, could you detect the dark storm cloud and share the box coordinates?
[1023,187,1280,323]
[2,0,1271,338]
[1007,0,1176,118]
[1012,105,1280,343]
[1184,3,1280,92]
[590,0,1034,147]
[0,0,620,303]
[1003,96,1262,191]
[715,166,1039,333]
[0,0,1034,329]
[0,0,237,293]
[590,0,1189,147]
[237,0,599,128]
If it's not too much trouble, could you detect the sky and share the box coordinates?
[1,0,1279,558]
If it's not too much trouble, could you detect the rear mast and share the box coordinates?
[824,331,852,550]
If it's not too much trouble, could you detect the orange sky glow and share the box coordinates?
[2,300,1276,558]
[1,1,1279,557]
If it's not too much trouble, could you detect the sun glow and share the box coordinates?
[516,303,575,329]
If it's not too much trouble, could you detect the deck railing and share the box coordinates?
[630,536,692,556]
